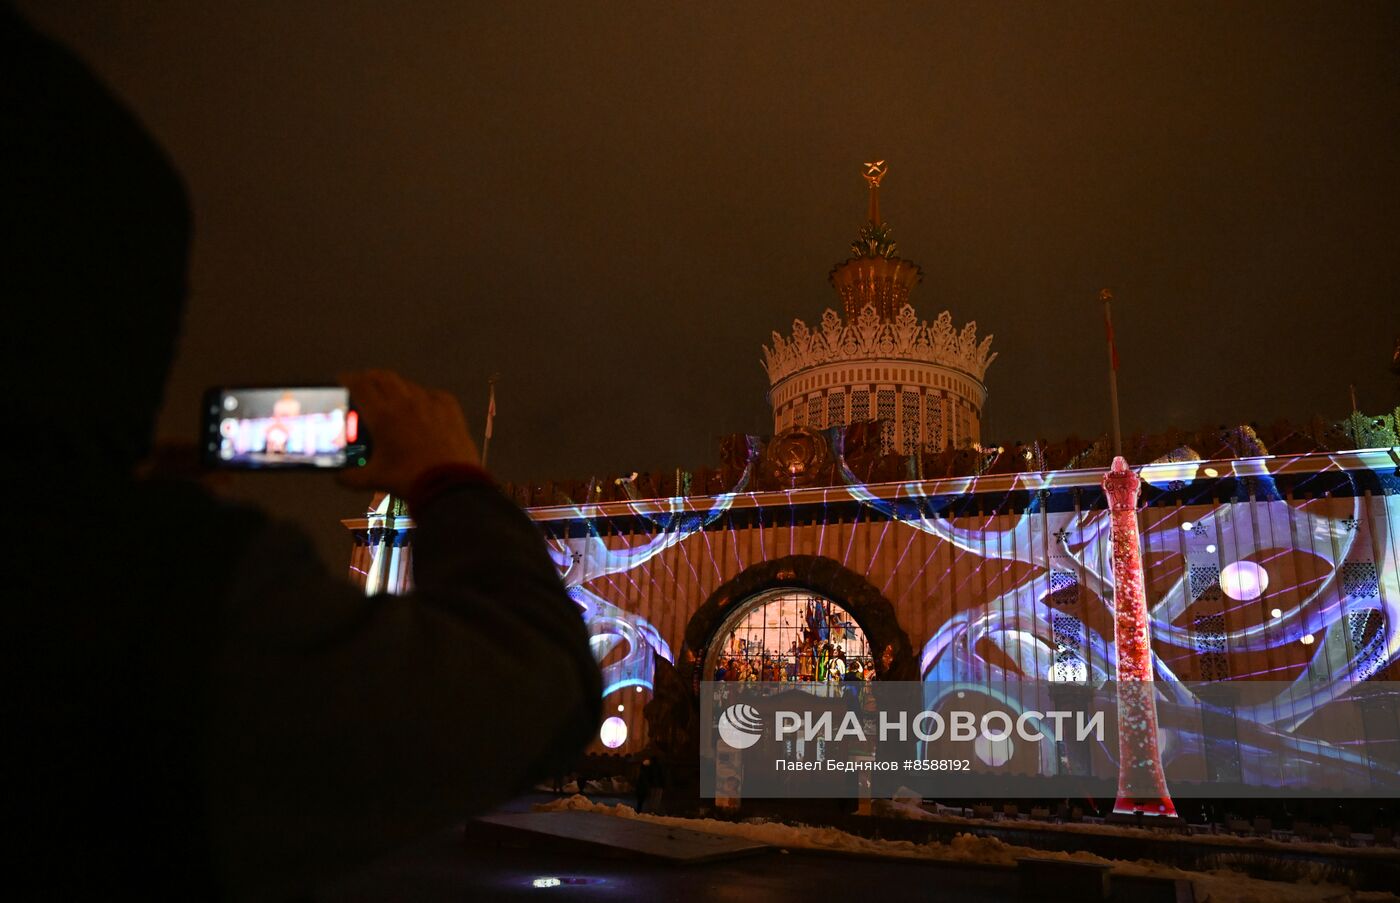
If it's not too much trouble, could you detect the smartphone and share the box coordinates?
[202,386,370,470]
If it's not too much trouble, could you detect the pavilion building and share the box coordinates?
[341,165,1400,799]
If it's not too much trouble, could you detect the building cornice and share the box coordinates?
[521,448,1399,523]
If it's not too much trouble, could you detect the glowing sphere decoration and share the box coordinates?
[974,734,1014,767]
[599,716,628,749]
[1220,560,1269,601]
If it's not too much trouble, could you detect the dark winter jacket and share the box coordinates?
[6,7,599,899]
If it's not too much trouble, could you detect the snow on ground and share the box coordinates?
[534,777,634,796]
[535,795,1398,903]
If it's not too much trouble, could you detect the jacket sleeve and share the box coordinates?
[206,482,600,899]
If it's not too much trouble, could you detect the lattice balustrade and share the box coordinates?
[1052,614,1087,682]
[1347,609,1386,679]
[852,390,871,423]
[924,396,944,450]
[877,389,896,456]
[901,392,920,454]
[1048,571,1079,606]
[1342,562,1380,599]
[1189,565,1222,602]
[827,391,847,428]
[1193,613,1229,680]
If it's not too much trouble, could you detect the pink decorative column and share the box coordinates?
[1102,456,1176,817]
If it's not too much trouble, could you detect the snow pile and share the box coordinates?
[532,796,1388,903]
[921,809,1396,858]
[869,798,937,821]
[867,785,942,821]
[872,806,1396,859]
[544,794,608,812]
[532,776,633,796]
[582,776,632,795]
[538,794,1014,862]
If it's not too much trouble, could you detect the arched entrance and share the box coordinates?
[638,557,915,805]
[678,554,919,686]
[703,588,874,683]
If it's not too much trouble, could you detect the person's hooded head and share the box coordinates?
[3,7,191,484]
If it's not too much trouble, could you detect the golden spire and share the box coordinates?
[831,160,922,322]
[862,159,888,225]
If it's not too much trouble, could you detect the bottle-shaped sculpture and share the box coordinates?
[1102,455,1177,818]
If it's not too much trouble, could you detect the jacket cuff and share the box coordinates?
[404,462,495,512]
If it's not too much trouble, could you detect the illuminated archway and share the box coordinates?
[679,554,918,686]
[703,588,873,683]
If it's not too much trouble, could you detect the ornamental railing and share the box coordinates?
[762,302,997,385]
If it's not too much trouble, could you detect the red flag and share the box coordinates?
[484,382,497,440]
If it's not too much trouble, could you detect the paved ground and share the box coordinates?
[316,797,1015,902]
[318,826,1015,902]
[313,794,1396,901]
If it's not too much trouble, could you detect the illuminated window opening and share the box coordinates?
[705,589,873,684]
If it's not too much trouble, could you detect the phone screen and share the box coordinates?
[203,387,366,469]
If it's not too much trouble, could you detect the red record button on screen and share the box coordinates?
[346,410,359,443]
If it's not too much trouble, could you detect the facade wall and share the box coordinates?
[345,453,1399,764]
[549,493,1395,754]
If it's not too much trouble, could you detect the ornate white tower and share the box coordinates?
[762,162,997,455]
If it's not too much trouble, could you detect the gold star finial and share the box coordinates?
[862,160,889,226]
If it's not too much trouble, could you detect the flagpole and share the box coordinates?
[481,374,499,468]
[1100,288,1123,459]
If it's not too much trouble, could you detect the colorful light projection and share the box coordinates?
[352,449,1398,783]
[826,451,1398,789]
[545,469,755,697]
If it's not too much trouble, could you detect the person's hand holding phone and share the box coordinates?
[337,369,481,494]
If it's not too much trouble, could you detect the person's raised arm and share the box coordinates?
[208,370,600,900]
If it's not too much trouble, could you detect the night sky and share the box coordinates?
[21,1,1398,569]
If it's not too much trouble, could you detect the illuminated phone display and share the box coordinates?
[203,386,368,469]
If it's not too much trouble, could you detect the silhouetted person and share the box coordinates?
[636,757,653,811]
[6,8,599,900]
